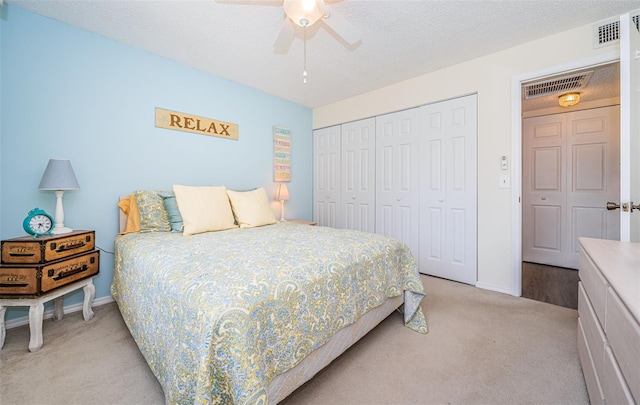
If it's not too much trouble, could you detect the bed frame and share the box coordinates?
[117,202,403,403]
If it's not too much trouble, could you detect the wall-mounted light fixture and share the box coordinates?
[558,92,580,107]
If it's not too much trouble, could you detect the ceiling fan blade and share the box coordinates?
[322,5,360,45]
[274,18,296,53]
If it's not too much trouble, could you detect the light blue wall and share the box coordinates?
[0,5,313,321]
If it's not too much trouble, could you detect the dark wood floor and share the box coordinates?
[521,262,579,309]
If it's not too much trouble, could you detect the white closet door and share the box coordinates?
[522,106,620,269]
[522,114,568,267]
[342,118,376,233]
[566,107,620,256]
[313,125,342,228]
[419,95,477,284]
[375,108,421,261]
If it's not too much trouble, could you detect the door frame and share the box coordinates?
[510,51,619,296]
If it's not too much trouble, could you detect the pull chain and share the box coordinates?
[303,24,308,84]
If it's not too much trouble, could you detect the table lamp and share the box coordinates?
[38,159,80,235]
[275,183,290,222]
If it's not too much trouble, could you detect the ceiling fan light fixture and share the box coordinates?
[558,92,580,107]
[283,0,325,27]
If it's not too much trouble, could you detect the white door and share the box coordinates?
[522,106,620,269]
[620,11,640,242]
[313,125,341,228]
[375,108,420,261]
[419,95,478,284]
[341,118,376,233]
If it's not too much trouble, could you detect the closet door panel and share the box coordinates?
[376,108,420,260]
[420,95,477,284]
[314,125,342,228]
[566,107,620,258]
[341,118,376,232]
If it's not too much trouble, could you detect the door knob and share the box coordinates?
[631,202,640,212]
[606,202,620,210]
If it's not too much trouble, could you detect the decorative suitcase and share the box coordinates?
[0,250,99,297]
[1,230,95,264]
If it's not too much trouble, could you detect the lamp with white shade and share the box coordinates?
[38,159,80,235]
[275,183,290,222]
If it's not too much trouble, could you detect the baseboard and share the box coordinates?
[475,281,518,297]
[4,295,115,330]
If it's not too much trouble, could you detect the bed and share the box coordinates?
[111,187,427,404]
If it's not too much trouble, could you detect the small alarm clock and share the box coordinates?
[23,208,55,238]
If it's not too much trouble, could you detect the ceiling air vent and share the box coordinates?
[523,71,593,100]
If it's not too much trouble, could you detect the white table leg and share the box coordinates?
[28,302,44,352]
[82,280,95,321]
[53,296,64,321]
[1,277,95,352]
[0,306,6,350]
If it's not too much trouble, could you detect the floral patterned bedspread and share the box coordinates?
[111,222,427,404]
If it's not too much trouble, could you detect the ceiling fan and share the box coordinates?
[274,0,361,53]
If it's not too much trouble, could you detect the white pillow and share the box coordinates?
[226,188,277,228]
[173,185,237,236]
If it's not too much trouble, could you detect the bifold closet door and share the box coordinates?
[419,95,477,284]
[313,125,342,228]
[342,118,376,233]
[375,108,421,261]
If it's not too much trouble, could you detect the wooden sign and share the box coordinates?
[274,126,291,182]
[155,108,238,140]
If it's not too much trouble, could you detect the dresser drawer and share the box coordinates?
[606,287,640,402]
[578,245,608,327]
[603,346,635,405]
[577,317,605,405]
[578,282,606,385]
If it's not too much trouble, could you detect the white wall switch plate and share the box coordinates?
[499,174,511,189]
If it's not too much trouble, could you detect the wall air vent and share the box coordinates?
[594,14,640,48]
[594,18,620,48]
[523,71,593,100]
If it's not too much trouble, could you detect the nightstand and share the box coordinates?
[288,219,317,226]
[0,277,95,352]
[0,230,99,352]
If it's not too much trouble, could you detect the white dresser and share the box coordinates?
[578,237,640,405]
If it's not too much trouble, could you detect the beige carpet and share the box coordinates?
[0,276,588,405]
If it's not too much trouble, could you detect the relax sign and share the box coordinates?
[155,108,239,140]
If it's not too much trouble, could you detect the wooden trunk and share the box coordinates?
[0,250,99,297]
[1,230,95,264]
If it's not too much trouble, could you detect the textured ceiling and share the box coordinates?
[8,0,640,108]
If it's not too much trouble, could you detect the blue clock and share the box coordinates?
[23,208,55,238]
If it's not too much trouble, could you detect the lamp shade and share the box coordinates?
[275,183,290,201]
[38,159,80,190]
